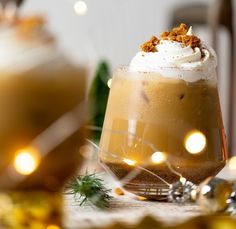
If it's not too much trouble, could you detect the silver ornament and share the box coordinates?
[168,179,196,204]
[197,177,232,213]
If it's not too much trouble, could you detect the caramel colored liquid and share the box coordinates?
[100,70,227,199]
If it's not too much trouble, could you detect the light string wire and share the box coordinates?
[86,139,170,186]
[1,99,182,189]
[0,101,86,187]
[86,125,183,178]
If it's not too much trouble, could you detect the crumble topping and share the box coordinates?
[140,36,159,52]
[140,23,201,52]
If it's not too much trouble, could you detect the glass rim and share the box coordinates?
[114,65,216,73]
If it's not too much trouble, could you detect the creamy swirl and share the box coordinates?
[129,28,217,82]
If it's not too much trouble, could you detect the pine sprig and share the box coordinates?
[65,173,112,209]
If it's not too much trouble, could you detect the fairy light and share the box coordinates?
[107,79,112,88]
[201,185,211,195]
[151,151,167,164]
[74,1,87,16]
[179,176,187,184]
[86,130,183,188]
[228,156,236,170]
[14,147,40,175]
[85,127,191,189]
[123,158,136,166]
[123,157,170,186]
[184,130,206,154]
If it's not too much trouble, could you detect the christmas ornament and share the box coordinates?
[168,178,196,204]
[196,177,232,213]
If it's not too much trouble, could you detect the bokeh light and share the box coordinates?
[123,158,136,166]
[74,1,87,16]
[151,151,167,164]
[179,176,187,184]
[184,130,206,154]
[107,79,112,88]
[14,147,40,175]
[228,156,236,170]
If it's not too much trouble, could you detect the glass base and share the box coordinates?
[124,182,169,201]
[0,191,62,229]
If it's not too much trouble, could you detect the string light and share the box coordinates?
[201,185,211,195]
[123,158,136,166]
[74,1,87,16]
[179,176,187,184]
[107,79,112,88]
[85,128,189,190]
[14,147,40,175]
[151,151,167,164]
[184,130,206,154]
[228,156,236,170]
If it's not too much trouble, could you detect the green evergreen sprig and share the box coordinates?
[65,173,112,209]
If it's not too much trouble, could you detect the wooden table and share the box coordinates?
[63,164,233,229]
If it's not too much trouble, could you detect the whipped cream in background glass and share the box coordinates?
[129,26,217,82]
[0,18,68,74]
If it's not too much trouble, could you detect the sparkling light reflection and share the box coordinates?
[228,156,236,170]
[74,1,87,16]
[184,130,206,154]
[179,176,187,184]
[123,158,136,166]
[201,185,211,195]
[14,148,40,175]
[107,79,112,88]
[151,151,167,164]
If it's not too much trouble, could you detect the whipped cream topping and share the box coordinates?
[0,24,65,74]
[129,27,217,82]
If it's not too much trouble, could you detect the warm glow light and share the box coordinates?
[107,79,112,88]
[179,176,187,184]
[14,148,40,175]
[123,158,136,166]
[74,1,87,15]
[229,156,236,170]
[184,130,206,154]
[47,225,61,229]
[151,151,167,164]
[201,185,211,195]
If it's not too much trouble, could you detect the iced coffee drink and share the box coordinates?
[0,15,86,227]
[100,24,227,199]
